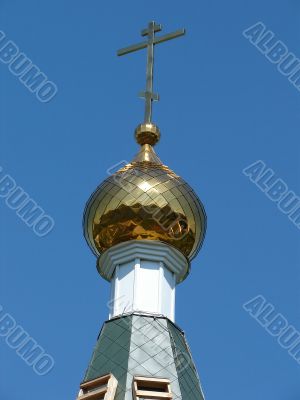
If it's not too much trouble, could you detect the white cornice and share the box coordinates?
[97,240,190,284]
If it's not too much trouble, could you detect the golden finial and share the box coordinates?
[135,123,160,146]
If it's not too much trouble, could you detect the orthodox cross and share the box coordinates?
[117,21,186,124]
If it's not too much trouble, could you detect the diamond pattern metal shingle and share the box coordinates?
[83,314,204,400]
[168,320,205,400]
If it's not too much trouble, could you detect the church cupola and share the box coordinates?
[77,21,207,400]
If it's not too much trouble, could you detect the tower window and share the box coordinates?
[132,376,172,400]
[77,373,118,400]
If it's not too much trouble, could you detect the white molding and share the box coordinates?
[98,240,190,284]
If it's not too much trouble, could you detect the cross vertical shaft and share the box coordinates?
[117,21,185,125]
[144,21,156,123]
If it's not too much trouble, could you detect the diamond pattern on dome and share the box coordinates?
[84,146,206,261]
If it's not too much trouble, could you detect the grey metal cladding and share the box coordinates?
[83,314,204,400]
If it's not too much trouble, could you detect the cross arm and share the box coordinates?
[154,29,186,46]
[117,28,186,57]
[117,41,147,56]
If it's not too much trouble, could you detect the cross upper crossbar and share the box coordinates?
[117,29,185,57]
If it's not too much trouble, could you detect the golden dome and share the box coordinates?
[84,128,206,261]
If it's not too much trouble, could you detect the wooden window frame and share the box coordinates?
[77,373,118,400]
[132,376,172,400]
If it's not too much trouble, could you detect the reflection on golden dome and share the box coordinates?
[84,133,206,261]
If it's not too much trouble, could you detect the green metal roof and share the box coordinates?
[83,314,205,400]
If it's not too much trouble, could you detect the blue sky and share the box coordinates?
[1,0,300,399]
